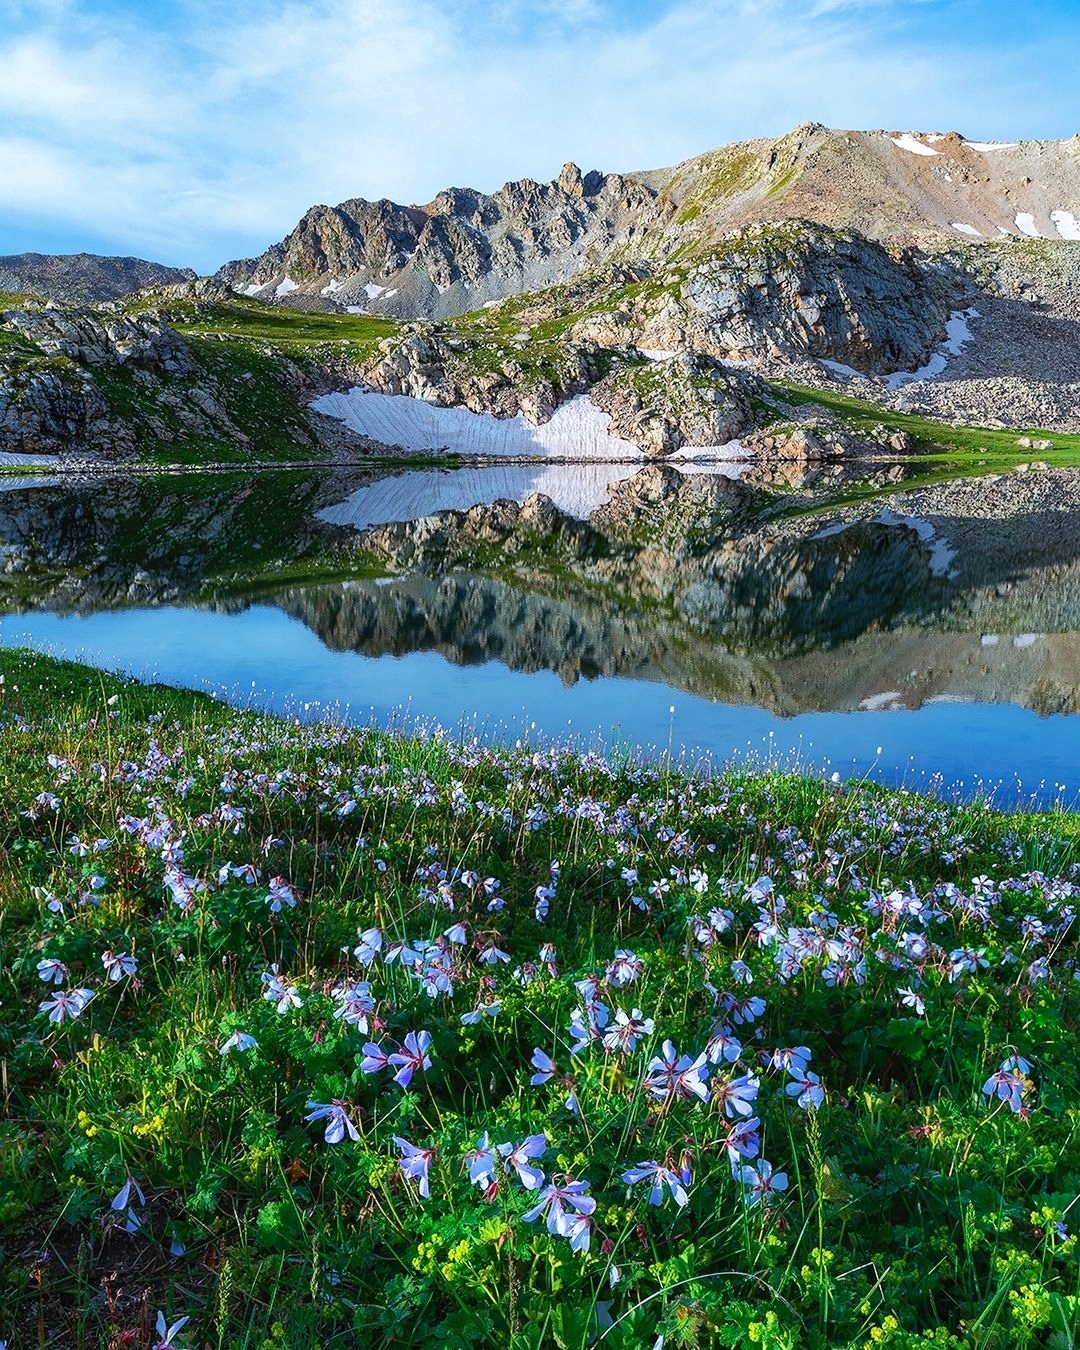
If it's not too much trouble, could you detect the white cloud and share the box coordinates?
[0,0,1076,270]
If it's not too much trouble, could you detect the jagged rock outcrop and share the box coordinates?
[0,366,131,457]
[568,222,953,374]
[352,324,617,424]
[3,306,197,375]
[0,302,318,460]
[0,253,196,304]
[678,223,951,371]
[214,165,663,319]
[0,306,199,457]
[589,353,762,454]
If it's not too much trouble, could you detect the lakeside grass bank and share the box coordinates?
[1,648,1079,1349]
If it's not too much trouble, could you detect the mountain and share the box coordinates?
[5,125,1080,467]
[213,124,1080,321]
[0,252,196,304]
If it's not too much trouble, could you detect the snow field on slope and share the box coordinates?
[311,390,646,458]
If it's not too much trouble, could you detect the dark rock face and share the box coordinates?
[0,253,196,304]
[678,223,951,372]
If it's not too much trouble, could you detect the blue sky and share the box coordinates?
[2,0,1079,272]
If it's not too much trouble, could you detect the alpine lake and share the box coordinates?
[2,450,1078,805]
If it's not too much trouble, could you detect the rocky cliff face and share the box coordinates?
[559,221,954,373]
[679,223,951,371]
[0,302,319,460]
[0,253,196,304]
[214,164,662,319]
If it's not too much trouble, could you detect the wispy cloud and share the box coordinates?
[0,0,1076,269]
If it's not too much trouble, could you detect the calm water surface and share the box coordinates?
[1,466,1077,803]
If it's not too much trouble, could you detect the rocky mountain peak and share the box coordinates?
[558,162,584,195]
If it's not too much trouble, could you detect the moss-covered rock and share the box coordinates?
[353,323,626,424]
[589,352,763,454]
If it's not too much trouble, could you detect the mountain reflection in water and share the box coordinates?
[0,466,1078,795]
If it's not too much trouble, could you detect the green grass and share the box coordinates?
[2,649,1080,1347]
[780,381,1080,461]
[166,298,398,353]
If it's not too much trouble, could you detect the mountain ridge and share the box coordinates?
[0,252,196,304]
[212,123,1080,321]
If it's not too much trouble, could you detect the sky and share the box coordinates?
[2,0,1079,272]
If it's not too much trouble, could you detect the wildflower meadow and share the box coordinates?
[1,648,1079,1348]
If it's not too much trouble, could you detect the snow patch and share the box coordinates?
[811,509,956,578]
[859,691,904,711]
[943,309,978,356]
[364,282,385,300]
[274,277,299,297]
[890,133,938,156]
[1015,213,1041,238]
[310,389,651,459]
[1050,210,1080,240]
[0,451,61,468]
[345,306,368,315]
[820,358,864,380]
[950,222,981,237]
[980,634,999,647]
[1012,633,1042,649]
[320,279,343,297]
[241,282,268,297]
[875,509,957,577]
[966,140,1019,152]
[639,349,677,362]
[884,308,978,390]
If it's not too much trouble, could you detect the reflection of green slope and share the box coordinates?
[0,470,389,613]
